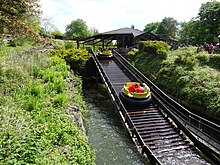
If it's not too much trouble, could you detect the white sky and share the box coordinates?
[40,0,210,33]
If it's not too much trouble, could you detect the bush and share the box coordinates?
[51,39,65,49]
[126,41,169,79]
[208,54,220,70]
[50,48,91,74]
[127,48,138,62]
[64,41,77,49]
[126,45,220,118]
[196,51,220,70]
[138,40,168,58]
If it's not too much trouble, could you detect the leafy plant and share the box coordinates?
[0,44,95,164]
[127,45,220,119]
[49,48,91,74]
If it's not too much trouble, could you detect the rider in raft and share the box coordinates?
[127,83,148,93]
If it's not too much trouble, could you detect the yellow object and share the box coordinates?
[98,50,112,55]
[122,82,151,99]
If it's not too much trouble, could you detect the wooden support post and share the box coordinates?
[102,39,104,49]
[77,41,79,49]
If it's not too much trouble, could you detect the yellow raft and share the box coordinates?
[119,82,152,107]
[96,50,113,60]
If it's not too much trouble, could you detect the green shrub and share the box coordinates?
[127,48,138,62]
[174,54,196,68]
[8,37,26,47]
[50,48,91,74]
[126,45,220,118]
[51,39,65,49]
[196,52,209,63]
[138,40,168,58]
[208,54,220,70]
[64,41,77,49]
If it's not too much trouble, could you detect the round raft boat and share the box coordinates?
[119,82,152,107]
[96,49,113,60]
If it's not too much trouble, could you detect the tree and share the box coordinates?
[65,19,91,40]
[144,22,160,34]
[90,27,99,35]
[157,17,178,40]
[40,18,58,37]
[0,0,41,40]
[179,19,204,45]
[179,1,220,45]
[198,0,220,43]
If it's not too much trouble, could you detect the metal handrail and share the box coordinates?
[113,49,220,160]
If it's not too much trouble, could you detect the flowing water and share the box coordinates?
[83,84,211,165]
[84,84,150,165]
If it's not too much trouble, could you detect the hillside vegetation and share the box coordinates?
[127,41,220,121]
[0,44,95,164]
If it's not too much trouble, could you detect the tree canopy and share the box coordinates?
[198,0,220,42]
[65,19,91,40]
[144,17,178,41]
[179,0,220,45]
[143,22,160,34]
[143,1,220,45]
[157,17,178,40]
[0,0,41,40]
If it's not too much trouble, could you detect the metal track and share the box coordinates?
[90,49,220,164]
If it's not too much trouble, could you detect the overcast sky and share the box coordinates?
[40,0,209,33]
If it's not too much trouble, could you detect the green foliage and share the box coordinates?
[144,22,161,33]
[208,54,220,70]
[138,41,168,58]
[0,0,42,43]
[179,20,204,45]
[127,45,220,118]
[65,18,92,40]
[8,37,28,47]
[156,17,178,40]
[51,39,65,49]
[54,92,68,107]
[196,51,220,70]
[198,0,220,39]
[50,48,91,74]
[64,41,77,49]
[173,47,197,68]
[126,41,168,80]
[126,48,138,62]
[0,45,95,164]
[180,0,220,45]
[51,30,63,38]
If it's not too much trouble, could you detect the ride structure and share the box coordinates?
[89,48,220,165]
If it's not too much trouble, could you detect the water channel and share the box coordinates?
[83,84,211,165]
[84,84,150,165]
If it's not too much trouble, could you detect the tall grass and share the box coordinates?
[0,45,95,164]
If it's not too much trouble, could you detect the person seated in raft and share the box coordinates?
[134,83,149,93]
[128,83,138,92]
[142,83,149,92]
[135,85,144,93]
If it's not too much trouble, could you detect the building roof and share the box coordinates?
[77,27,146,42]
[77,27,176,47]
[101,27,145,37]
